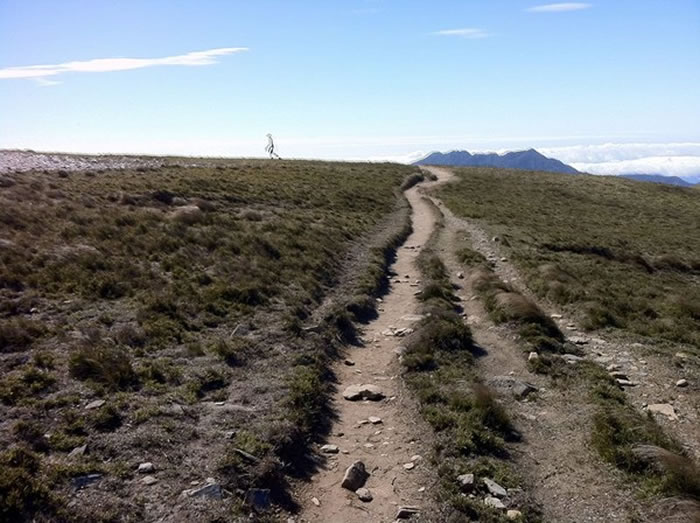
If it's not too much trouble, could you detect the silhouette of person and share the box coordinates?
[265,134,281,159]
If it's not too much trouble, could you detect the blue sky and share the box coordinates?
[1,1,699,176]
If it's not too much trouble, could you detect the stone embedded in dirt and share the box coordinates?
[609,371,628,380]
[342,384,385,401]
[138,462,155,473]
[341,461,369,491]
[457,473,475,491]
[562,354,584,364]
[507,509,523,520]
[311,497,321,506]
[396,506,420,519]
[616,379,637,387]
[457,272,465,279]
[233,447,261,463]
[403,462,415,470]
[486,376,537,399]
[356,487,373,502]
[483,478,507,498]
[568,336,588,345]
[68,444,87,458]
[647,403,679,420]
[606,364,621,372]
[500,257,508,262]
[244,488,271,510]
[72,474,102,489]
[551,314,562,319]
[527,352,539,362]
[411,454,422,462]
[676,379,688,387]
[180,478,222,500]
[364,443,375,448]
[142,475,158,486]
[85,399,106,410]
[401,314,425,322]
[321,444,339,454]
[484,496,506,510]
[368,416,383,424]
[344,359,355,366]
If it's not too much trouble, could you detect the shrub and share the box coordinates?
[69,346,139,391]
[0,318,45,353]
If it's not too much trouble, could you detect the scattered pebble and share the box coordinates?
[356,487,373,502]
[676,379,688,388]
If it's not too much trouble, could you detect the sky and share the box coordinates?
[1,1,699,178]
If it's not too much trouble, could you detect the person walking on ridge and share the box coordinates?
[265,133,281,159]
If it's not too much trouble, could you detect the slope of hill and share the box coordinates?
[414,148,580,174]
[620,173,695,187]
[0,158,419,521]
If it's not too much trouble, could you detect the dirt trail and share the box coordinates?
[422,166,657,522]
[297,172,450,522]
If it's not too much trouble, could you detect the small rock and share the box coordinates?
[72,474,102,489]
[68,445,87,458]
[344,359,355,366]
[457,473,475,492]
[181,478,222,499]
[527,352,539,362]
[356,487,373,502]
[676,379,688,388]
[486,376,537,399]
[606,364,621,372]
[342,461,369,491]
[483,478,507,498]
[321,444,339,454]
[138,462,155,473]
[245,488,271,510]
[551,314,562,319]
[484,496,506,510]
[410,454,422,462]
[562,354,584,364]
[403,462,415,470]
[457,272,465,279]
[142,475,158,486]
[342,384,385,401]
[368,416,382,424]
[85,399,106,410]
[568,336,588,345]
[396,506,420,519]
[507,509,523,520]
[647,403,679,420]
[500,257,508,262]
[418,486,426,492]
[609,371,628,380]
[616,379,637,387]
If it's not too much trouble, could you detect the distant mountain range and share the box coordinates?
[619,174,695,187]
[413,149,699,186]
[414,148,580,174]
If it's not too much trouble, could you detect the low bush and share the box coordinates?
[69,345,139,391]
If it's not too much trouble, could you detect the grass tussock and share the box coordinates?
[437,167,700,349]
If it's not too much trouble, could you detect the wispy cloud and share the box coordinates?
[526,3,592,12]
[0,47,248,81]
[433,28,490,39]
[33,77,62,87]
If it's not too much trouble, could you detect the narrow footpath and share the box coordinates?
[297,172,450,522]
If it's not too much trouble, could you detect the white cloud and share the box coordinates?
[433,28,490,39]
[0,47,248,80]
[33,77,61,87]
[539,142,700,177]
[526,3,592,12]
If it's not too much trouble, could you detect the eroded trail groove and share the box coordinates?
[298,174,449,522]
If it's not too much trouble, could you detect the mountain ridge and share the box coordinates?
[413,148,580,174]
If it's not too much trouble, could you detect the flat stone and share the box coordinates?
[85,399,106,410]
[457,272,465,279]
[486,376,537,399]
[321,444,339,454]
[616,379,638,387]
[568,336,589,345]
[142,475,158,486]
[244,488,271,510]
[344,359,355,366]
[610,371,628,380]
[368,416,383,424]
[342,384,385,401]
[68,444,87,458]
[410,454,422,462]
[181,479,222,499]
[72,474,102,489]
[483,478,507,498]
[484,496,506,510]
[527,352,539,362]
[311,497,321,506]
[507,509,523,520]
[403,462,415,470]
[551,314,563,319]
[676,379,688,388]
[138,462,155,473]
[356,487,373,502]
[457,473,475,491]
[562,354,584,364]
[341,461,369,491]
[396,506,420,519]
[606,364,621,372]
[647,403,679,420]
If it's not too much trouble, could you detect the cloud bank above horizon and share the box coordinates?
[0,47,248,81]
[526,3,592,12]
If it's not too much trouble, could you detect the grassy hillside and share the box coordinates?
[0,159,417,521]
[435,167,700,351]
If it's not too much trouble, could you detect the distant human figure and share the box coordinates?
[265,133,281,159]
